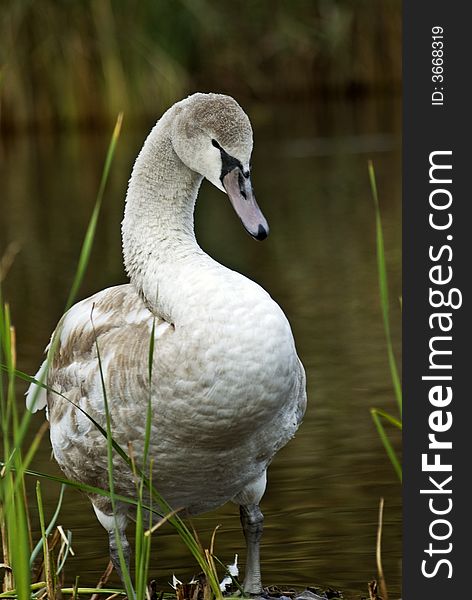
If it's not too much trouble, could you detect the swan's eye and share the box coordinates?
[212,139,222,150]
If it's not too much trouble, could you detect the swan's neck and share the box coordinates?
[122,115,207,320]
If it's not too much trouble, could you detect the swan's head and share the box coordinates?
[171,93,269,240]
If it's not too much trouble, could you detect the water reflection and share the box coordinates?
[0,97,401,598]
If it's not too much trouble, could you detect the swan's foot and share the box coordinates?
[240,504,264,595]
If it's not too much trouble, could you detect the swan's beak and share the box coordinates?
[222,168,269,241]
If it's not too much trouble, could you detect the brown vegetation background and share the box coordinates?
[1,0,401,130]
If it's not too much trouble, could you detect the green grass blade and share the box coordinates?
[65,112,123,311]
[371,408,402,481]
[35,482,55,599]
[0,582,48,598]
[0,299,31,600]
[3,475,31,600]
[90,311,135,598]
[61,589,126,595]
[368,161,402,416]
[143,318,156,468]
[371,408,402,430]
[0,462,161,515]
[30,484,66,567]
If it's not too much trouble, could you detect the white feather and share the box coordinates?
[219,554,239,591]
[25,360,48,413]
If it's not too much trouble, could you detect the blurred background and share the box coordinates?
[1,1,401,598]
[1,0,401,129]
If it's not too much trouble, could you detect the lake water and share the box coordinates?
[1,96,401,598]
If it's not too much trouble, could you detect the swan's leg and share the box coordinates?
[93,504,131,585]
[108,527,131,582]
[240,503,264,594]
[232,471,267,595]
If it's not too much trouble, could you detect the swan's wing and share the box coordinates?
[26,284,169,417]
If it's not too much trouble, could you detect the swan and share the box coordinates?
[27,93,307,594]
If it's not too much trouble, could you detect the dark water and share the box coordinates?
[1,97,401,598]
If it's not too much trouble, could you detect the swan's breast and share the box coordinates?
[153,268,300,436]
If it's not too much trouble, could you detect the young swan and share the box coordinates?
[27,93,307,594]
